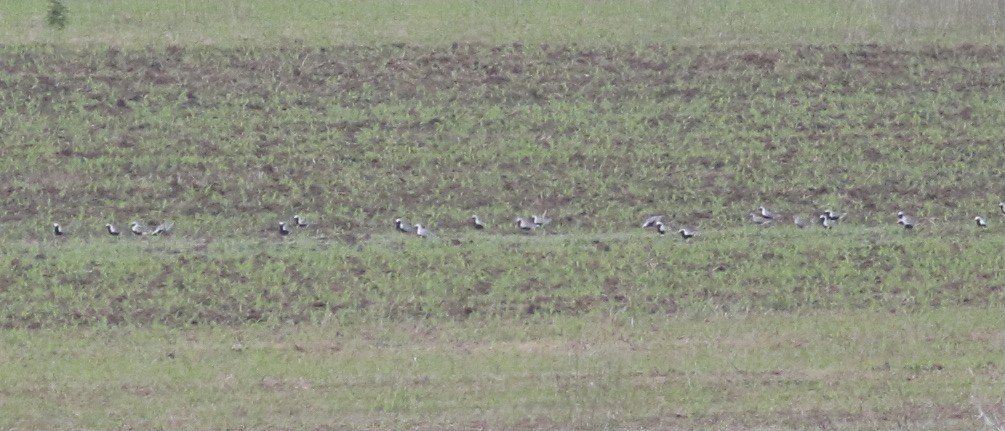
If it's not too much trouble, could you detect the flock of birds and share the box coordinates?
[51,221,174,237]
[379,202,1005,240]
[277,215,312,236]
[392,212,555,239]
[50,203,1005,239]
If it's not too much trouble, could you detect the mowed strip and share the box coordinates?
[0,308,998,429]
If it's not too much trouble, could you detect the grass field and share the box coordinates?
[1,310,1001,429]
[1,0,1004,46]
[0,1,1004,429]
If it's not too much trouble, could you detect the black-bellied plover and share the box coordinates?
[750,212,772,225]
[897,211,916,229]
[641,215,664,228]
[999,202,1005,217]
[531,211,551,228]
[414,224,430,238]
[278,222,290,236]
[819,214,835,229]
[515,217,536,231]
[975,216,988,228]
[292,215,310,228]
[654,221,668,235]
[105,223,120,236]
[151,221,173,236]
[130,222,150,236]
[394,218,413,234]
[470,215,485,230]
[758,206,778,220]
[824,209,847,222]
[678,227,697,240]
[53,223,64,236]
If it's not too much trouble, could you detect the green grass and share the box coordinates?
[0,45,1002,236]
[0,0,1002,46]
[0,309,1000,429]
[0,6,1003,428]
[2,225,1002,327]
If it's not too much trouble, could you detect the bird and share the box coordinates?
[758,206,778,220]
[394,218,413,234]
[678,227,698,240]
[750,212,773,225]
[641,215,664,228]
[105,223,120,236]
[278,222,290,236]
[819,214,835,229]
[470,215,485,230]
[130,222,151,236]
[53,223,64,236]
[515,217,536,231]
[292,214,310,228]
[414,224,430,238]
[793,216,809,229]
[975,216,988,228]
[824,209,847,222]
[999,202,1005,217]
[654,221,668,235]
[151,221,173,235]
[897,211,916,229]
[531,211,551,228]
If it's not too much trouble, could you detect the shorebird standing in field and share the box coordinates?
[975,216,988,228]
[394,218,413,234]
[999,202,1005,217]
[758,206,778,220]
[278,222,290,236]
[414,224,430,238]
[470,215,486,230]
[818,214,835,229]
[678,226,698,240]
[531,211,551,228]
[750,212,773,225]
[53,223,65,236]
[824,209,847,222]
[793,216,809,229]
[515,217,537,232]
[897,211,916,230]
[292,215,310,228]
[151,221,173,235]
[654,221,669,235]
[130,221,172,236]
[130,222,150,236]
[641,215,664,229]
[105,223,120,236]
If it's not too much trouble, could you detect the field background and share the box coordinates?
[0,0,1004,429]
[1,0,1003,46]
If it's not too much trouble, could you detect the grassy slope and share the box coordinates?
[0,43,998,429]
[0,2,1004,429]
[0,44,1001,327]
[0,45,1002,233]
[1,226,1003,326]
